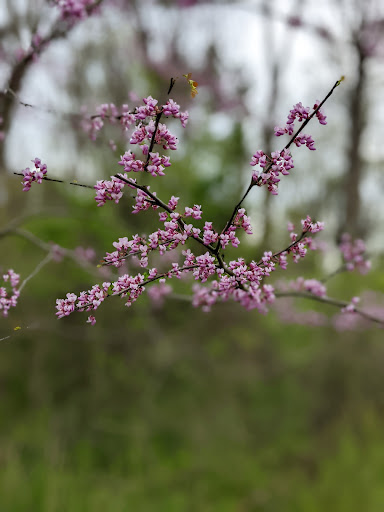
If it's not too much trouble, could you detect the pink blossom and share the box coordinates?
[234,209,252,235]
[184,205,202,219]
[0,269,20,317]
[274,298,328,327]
[168,196,179,211]
[179,111,189,128]
[301,215,325,233]
[74,246,96,262]
[250,149,294,195]
[55,0,95,22]
[21,158,47,191]
[51,244,65,262]
[147,282,172,308]
[274,100,327,151]
[56,292,78,318]
[162,99,181,117]
[313,101,327,125]
[303,279,327,297]
[294,133,316,150]
[339,233,371,274]
[94,175,131,206]
[54,85,378,329]
[87,315,96,325]
[287,222,295,232]
[202,222,219,245]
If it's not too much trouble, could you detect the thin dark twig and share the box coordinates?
[258,230,309,265]
[76,264,200,310]
[144,110,163,168]
[113,173,216,252]
[168,78,176,95]
[284,79,343,151]
[13,172,94,189]
[219,78,343,238]
[218,182,253,247]
[275,291,384,326]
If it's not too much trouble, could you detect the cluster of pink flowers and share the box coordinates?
[80,103,134,144]
[56,209,325,322]
[16,84,376,328]
[341,296,360,313]
[80,97,188,153]
[74,246,96,262]
[273,298,328,327]
[52,89,333,324]
[283,218,324,263]
[54,0,96,22]
[118,151,171,177]
[250,148,294,195]
[274,100,327,151]
[301,215,325,233]
[88,96,188,206]
[56,281,111,325]
[21,158,47,191]
[147,282,173,308]
[333,292,384,331]
[339,233,371,274]
[0,270,20,317]
[94,174,130,207]
[289,276,327,297]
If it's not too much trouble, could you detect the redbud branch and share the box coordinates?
[168,78,177,95]
[76,264,201,310]
[284,78,343,151]
[143,78,176,169]
[6,79,174,125]
[100,237,190,267]
[0,212,38,237]
[114,173,216,252]
[19,252,53,293]
[320,250,371,284]
[6,87,132,123]
[164,289,384,326]
[214,252,247,289]
[259,229,309,265]
[13,172,94,189]
[115,264,199,297]
[218,182,254,246]
[0,324,35,343]
[144,110,164,167]
[220,78,343,238]
[275,291,384,326]
[5,88,85,121]
[6,227,102,277]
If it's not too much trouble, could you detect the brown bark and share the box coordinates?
[343,40,365,238]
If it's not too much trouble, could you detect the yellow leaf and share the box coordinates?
[183,73,198,98]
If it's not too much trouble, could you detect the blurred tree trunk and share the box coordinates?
[342,38,366,238]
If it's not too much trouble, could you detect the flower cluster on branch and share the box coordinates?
[13,76,381,328]
[0,270,20,318]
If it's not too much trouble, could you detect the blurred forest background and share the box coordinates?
[1,0,384,510]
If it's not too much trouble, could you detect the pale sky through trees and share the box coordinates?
[2,0,384,248]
